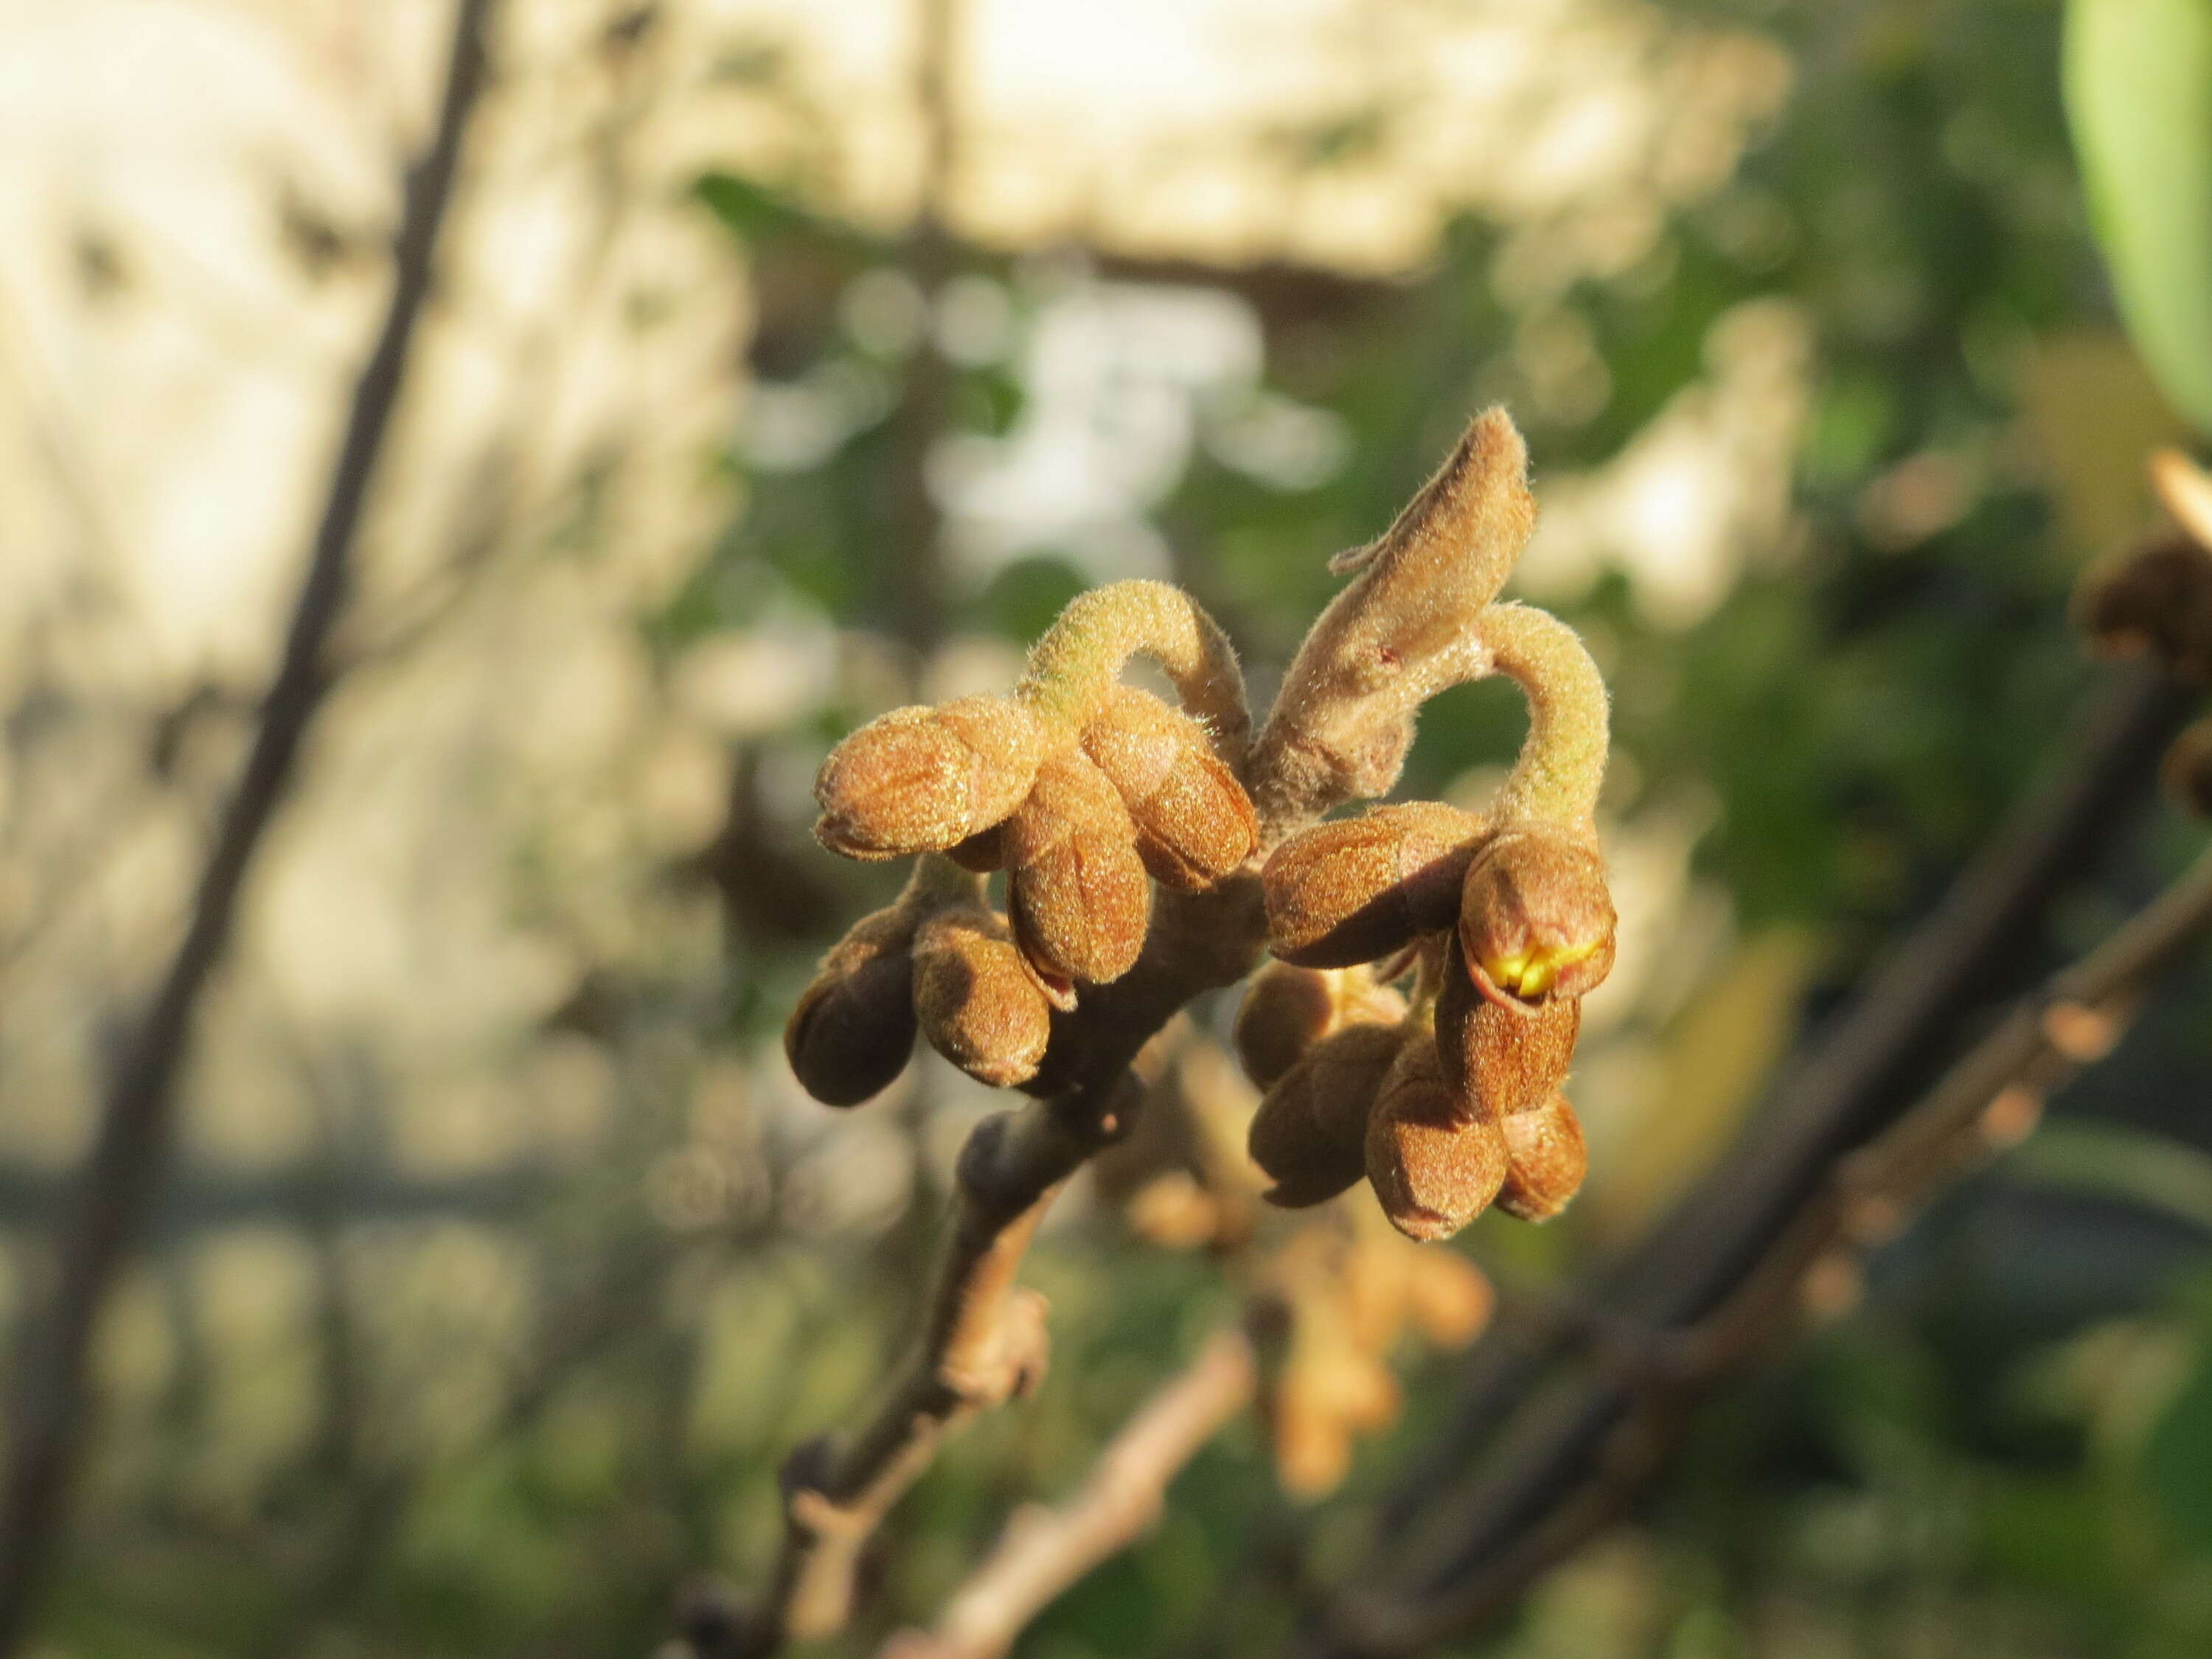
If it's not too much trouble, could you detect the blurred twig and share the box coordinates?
[877,1326,1257,1659]
[0,2,498,1646]
[1281,659,2206,1658]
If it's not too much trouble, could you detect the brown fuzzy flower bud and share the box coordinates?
[1004,748,1152,987]
[1435,943,1581,1116]
[1365,1026,1509,1242]
[1233,962,1408,1091]
[1081,686,1257,889]
[1458,825,1615,1006]
[1248,1023,1403,1208]
[2072,527,2212,681]
[911,908,1053,1088]
[784,905,920,1105]
[1262,802,1485,968]
[1496,1089,1587,1222]
[813,695,1051,860]
[2163,717,2212,818]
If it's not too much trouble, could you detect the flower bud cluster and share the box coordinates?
[785,862,1056,1104]
[810,598,1256,1008]
[1245,804,1615,1240]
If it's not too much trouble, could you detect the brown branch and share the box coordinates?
[690,1077,1133,1658]
[1283,660,2206,1659]
[0,3,498,1648]
[877,1328,1257,1659]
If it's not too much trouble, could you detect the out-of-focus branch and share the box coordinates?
[1281,659,2204,1658]
[684,1079,1136,1658]
[877,1327,1257,1659]
[0,3,498,1648]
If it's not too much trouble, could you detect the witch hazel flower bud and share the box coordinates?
[1005,747,1153,992]
[1457,825,1616,1009]
[912,907,1053,1088]
[1233,961,1408,1092]
[814,696,1050,860]
[785,903,925,1107]
[1435,939,1581,1116]
[1081,685,1257,889]
[1261,801,1484,968]
[1365,1015,1509,1242]
[1496,1088,1589,1222]
[1248,1022,1405,1208]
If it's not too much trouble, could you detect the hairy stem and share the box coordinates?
[1475,604,1610,836]
[1018,580,1251,765]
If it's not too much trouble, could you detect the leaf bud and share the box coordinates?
[1495,1089,1588,1222]
[1262,801,1484,968]
[1458,825,1615,1006]
[784,905,920,1105]
[813,695,1050,860]
[912,907,1053,1088]
[1365,1025,1508,1242]
[1248,1023,1403,1208]
[1004,747,1152,986]
[1081,686,1258,889]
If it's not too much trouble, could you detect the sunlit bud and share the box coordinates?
[1081,685,1258,889]
[1234,961,1408,1091]
[1495,1090,1588,1222]
[1248,1023,1402,1208]
[1458,825,1615,1006]
[2071,527,2212,681]
[1436,942,1581,1115]
[912,908,1053,1088]
[813,695,1050,860]
[2163,717,2212,818]
[1005,748,1152,986]
[1262,801,1484,968]
[783,905,919,1105]
[1365,1026,1508,1242]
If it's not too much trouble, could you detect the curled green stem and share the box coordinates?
[1473,603,1610,837]
[1016,581,1251,766]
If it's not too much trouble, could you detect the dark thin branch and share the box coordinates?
[1286,659,2201,1657]
[0,3,498,1646]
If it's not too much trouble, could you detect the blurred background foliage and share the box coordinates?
[5,0,2212,1655]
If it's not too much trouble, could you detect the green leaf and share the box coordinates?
[2146,1341,2212,1554]
[2065,0,2212,435]
[691,170,818,245]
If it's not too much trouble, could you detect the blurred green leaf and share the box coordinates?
[2065,0,2212,435]
[2146,1342,2212,1554]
